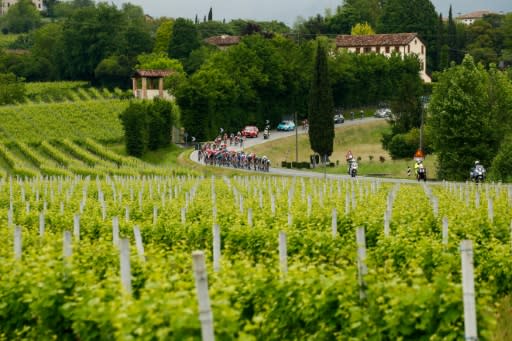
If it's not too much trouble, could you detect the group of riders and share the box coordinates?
[198,138,271,172]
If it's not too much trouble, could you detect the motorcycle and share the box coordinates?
[349,161,358,177]
[263,127,270,139]
[417,165,427,182]
[471,165,485,183]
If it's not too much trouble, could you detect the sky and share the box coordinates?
[109,0,512,26]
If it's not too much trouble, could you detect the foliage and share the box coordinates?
[489,135,512,182]
[153,19,174,54]
[2,0,42,33]
[428,55,512,181]
[308,39,334,157]
[119,99,175,157]
[351,22,375,35]
[135,52,184,72]
[0,176,509,338]
[168,18,200,64]
[94,55,132,88]
[0,72,26,104]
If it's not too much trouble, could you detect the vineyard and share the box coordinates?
[0,138,193,178]
[0,100,129,143]
[22,82,132,105]
[0,174,510,339]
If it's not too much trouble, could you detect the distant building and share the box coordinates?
[132,69,174,100]
[204,35,241,50]
[0,0,43,15]
[335,33,431,83]
[455,10,495,25]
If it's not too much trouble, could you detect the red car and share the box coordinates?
[242,125,259,138]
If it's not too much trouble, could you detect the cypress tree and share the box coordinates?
[308,40,334,160]
[208,7,213,21]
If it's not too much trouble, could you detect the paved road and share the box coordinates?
[189,117,423,183]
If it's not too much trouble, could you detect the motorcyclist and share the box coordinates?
[470,161,486,180]
[414,160,423,176]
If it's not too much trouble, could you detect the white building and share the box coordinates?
[455,10,494,25]
[335,32,431,83]
[0,0,43,15]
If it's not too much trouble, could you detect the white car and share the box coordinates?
[374,108,391,118]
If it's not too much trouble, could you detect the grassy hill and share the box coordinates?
[246,120,437,179]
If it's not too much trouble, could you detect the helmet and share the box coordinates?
[475,160,480,165]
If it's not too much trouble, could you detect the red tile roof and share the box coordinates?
[204,35,241,47]
[457,10,494,19]
[134,69,174,78]
[336,33,418,47]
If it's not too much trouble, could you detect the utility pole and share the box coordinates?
[295,111,298,163]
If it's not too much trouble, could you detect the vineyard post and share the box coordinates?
[247,208,253,227]
[213,224,221,272]
[332,208,337,238]
[119,238,132,295]
[112,216,119,247]
[212,206,217,224]
[181,207,186,224]
[345,192,350,215]
[7,208,13,227]
[125,206,130,222]
[432,197,438,218]
[14,226,22,260]
[73,214,80,241]
[279,231,288,276]
[26,201,30,214]
[460,240,478,340]
[356,227,368,300]
[442,217,449,246]
[259,191,263,209]
[192,251,215,341]
[153,206,158,225]
[101,202,106,221]
[39,212,45,237]
[63,230,72,258]
[239,195,244,213]
[475,191,480,208]
[288,213,293,227]
[271,195,276,216]
[487,198,493,224]
[307,195,312,218]
[351,188,356,210]
[384,210,390,237]
[133,226,145,262]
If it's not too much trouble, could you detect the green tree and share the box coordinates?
[378,0,438,74]
[0,72,26,104]
[168,18,200,62]
[208,7,212,21]
[3,0,42,33]
[428,55,512,180]
[308,39,334,158]
[119,102,149,157]
[153,19,174,54]
[351,22,375,35]
[94,55,132,88]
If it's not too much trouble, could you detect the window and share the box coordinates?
[395,46,400,52]
[407,45,410,53]
[421,45,424,54]
[364,47,371,53]
[385,46,389,53]
[376,46,380,53]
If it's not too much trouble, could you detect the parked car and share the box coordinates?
[242,125,259,138]
[374,108,392,118]
[334,114,345,124]
[277,120,296,131]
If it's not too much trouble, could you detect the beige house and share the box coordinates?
[455,10,494,25]
[0,0,43,15]
[336,33,431,83]
[204,35,241,50]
